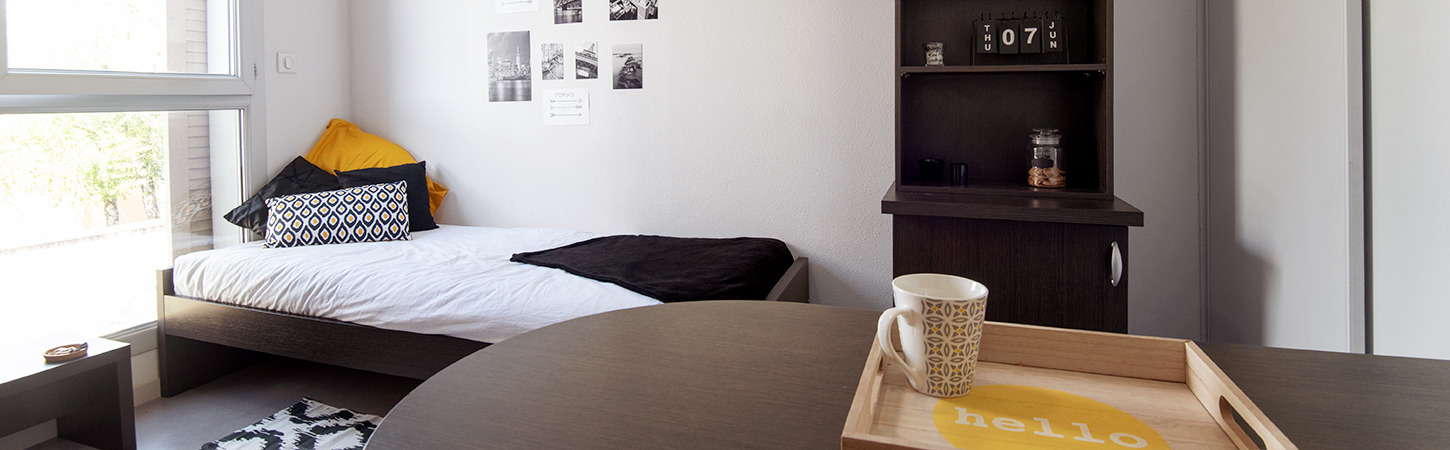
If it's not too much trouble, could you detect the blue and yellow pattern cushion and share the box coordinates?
[263,181,412,248]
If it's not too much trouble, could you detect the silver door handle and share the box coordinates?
[1109,241,1122,287]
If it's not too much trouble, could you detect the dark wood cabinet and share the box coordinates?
[893,214,1128,332]
[884,188,1140,332]
[886,0,1141,332]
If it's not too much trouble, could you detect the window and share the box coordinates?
[0,0,262,344]
[6,0,230,75]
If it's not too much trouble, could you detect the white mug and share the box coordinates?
[877,273,989,398]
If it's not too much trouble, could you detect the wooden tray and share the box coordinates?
[843,322,1295,450]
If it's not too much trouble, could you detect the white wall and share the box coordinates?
[1368,1,1450,359]
[119,1,354,415]
[1205,0,1365,351]
[1115,0,1205,339]
[262,0,353,176]
[347,0,897,309]
[332,0,1217,329]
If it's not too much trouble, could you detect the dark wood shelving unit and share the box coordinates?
[894,0,1113,199]
[885,0,1141,333]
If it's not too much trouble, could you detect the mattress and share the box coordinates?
[171,225,661,342]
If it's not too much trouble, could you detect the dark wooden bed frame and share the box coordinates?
[155,257,809,397]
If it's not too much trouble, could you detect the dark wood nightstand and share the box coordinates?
[0,337,135,450]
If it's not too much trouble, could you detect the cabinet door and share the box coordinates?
[893,216,1128,332]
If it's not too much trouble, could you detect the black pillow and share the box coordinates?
[223,156,341,237]
[335,161,438,231]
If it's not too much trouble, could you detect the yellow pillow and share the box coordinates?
[303,118,448,214]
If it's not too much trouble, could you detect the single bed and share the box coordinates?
[156,225,809,397]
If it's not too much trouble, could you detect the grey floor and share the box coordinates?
[33,357,422,450]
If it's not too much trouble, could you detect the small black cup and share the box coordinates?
[919,159,945,184]
[950,163,969,186]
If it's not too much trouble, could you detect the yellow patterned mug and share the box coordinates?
[877,273,989,398]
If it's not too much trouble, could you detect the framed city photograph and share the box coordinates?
[488,31,532,102]
[554,0,581,24]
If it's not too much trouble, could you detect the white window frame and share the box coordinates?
[0,0,267,202]
[0,0,267,345]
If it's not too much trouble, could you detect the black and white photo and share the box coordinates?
[576,42,599,79]
[488,31,532,102]
[642,0,657,19]
[609,0,657,21]
[554,0,581,24]
[612,43,643,90]
[608,0,635,20]
[541,43,565,80]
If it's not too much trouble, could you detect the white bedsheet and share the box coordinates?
[171,225,661,342]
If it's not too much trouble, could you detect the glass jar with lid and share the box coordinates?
[1028,129,1065,188]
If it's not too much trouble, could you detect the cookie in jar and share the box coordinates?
[1028,128,1066,188]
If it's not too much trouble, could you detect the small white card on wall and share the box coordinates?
[496,0,538,14]
[544,89,589,126]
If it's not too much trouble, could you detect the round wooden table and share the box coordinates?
[366,301,879,449]
[367,300,1450,449]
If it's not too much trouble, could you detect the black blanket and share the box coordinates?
[510,235,795,303]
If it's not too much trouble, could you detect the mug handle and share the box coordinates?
[877,306,926,390]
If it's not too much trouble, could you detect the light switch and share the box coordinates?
[277,52,296,73]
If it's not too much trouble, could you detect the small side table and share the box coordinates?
[0,337,135,450]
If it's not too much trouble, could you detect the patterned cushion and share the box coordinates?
[336,162,437,232]
[264,181,412,248]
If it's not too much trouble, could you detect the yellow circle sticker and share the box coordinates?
[933,385,1169,449]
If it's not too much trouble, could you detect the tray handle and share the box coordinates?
[1216,395,1269,450]
[1186,343,1297,450]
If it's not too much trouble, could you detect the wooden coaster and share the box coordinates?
[43,343,88,363]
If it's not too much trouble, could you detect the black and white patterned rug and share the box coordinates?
[200,398,382,450]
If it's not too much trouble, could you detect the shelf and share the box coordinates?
[898,0,1106,68]
[897,70,1109,197]
[881,184,1143,227]
[899,63,1108,75]
[896,180,1110,200]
